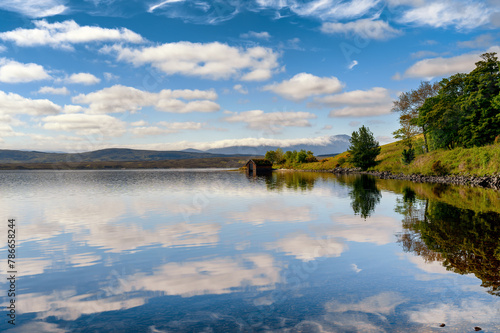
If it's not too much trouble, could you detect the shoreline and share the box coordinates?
[283,167,500,190]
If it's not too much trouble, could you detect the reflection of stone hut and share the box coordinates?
[246,159,273,176]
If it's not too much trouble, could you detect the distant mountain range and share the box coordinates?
[0,135,350,164]
[0,148,252,164]
[203,135,351,156]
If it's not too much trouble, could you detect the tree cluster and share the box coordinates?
[265,148,317,166]
[394,52,500,155]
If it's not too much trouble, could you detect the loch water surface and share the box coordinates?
[1,169,499,332]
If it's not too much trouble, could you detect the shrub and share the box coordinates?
[402,148,415,165]
[337,157,346,166]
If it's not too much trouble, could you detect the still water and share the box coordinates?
[0,169,499,332]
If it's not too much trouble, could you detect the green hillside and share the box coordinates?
[294,138,500,177]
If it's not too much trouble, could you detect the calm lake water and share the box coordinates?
[1,169,499,332]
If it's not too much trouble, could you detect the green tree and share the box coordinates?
[296,149,308,163]
[458,52,500,147]
[348,126,381,170]
[392,81,440,152]
[349,175,382,219]
[418,74,466,150]
[265,150,277,163]
[275,148,284,164]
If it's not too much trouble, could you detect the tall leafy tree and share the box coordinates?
[348,126,381,170]
[458,52,500,147]
[392,81,440,152]
[418,74,466,149]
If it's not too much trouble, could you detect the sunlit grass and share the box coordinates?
[295,137,500,176]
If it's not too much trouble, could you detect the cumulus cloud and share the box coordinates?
[267,233,346,261]
[223,109,317,133]
[42,114,126,137]
[240,31,271,40]
[38,86,70,95]
[72,85,219,114]
[399,46,500,79]
[0,0,67,18]
[263,72,343,101]
[233,84,248,94]
[66,73,101,85]
[104,42,280,81]
[0,20,144,50]
[457,34,495,48]
[131,122,203,137]
[0,90,61,115]
[321,19,402,40]
[400,1,492,29]
[312,87,393,117]
[0,58,51,83]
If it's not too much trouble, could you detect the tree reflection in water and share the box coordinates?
[348,175,382,219]
[396,185,500,296]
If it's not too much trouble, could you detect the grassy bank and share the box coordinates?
[287,140,500,176]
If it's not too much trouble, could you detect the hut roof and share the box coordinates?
[249,159,273,166]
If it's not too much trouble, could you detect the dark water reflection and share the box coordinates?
[1,170,499,332]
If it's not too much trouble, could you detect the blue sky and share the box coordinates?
[0,0,499,152]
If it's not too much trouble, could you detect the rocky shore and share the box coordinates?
[328,167,500,190]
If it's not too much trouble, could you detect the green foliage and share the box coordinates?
[264,150,277,163]
[417,53,500,150]
[401,148,415,165]
[399,199,500,296]
[348,126,381,170]
[348,175,382,219]
[270,148,318,167]
[337,157,346,166]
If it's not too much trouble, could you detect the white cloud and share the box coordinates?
[263,72,343,101]
[72,85,219,114]
[256,0,380,21]
[104,42,280,81]
[400,46,500,79]
[0,58,51,83]
[312,87,393,117]
[0,45,6,53]
[410,50,440,59]
[400,1,492,29]
[131,122,203,137]
[233,84,248,94]
[108,254,280,297]
[42,114,126,137]
[228,200,314,225]
[267,233,346,261]
[0,90,61,115]
[407,299,500,329]
[0,20,144,50]
[0,0,67,18]
[457,34,495,48]
[240,31,271,40]
[223,109,317,133]
[38,86,70,95]
[130,120,148,127]
[66,73,101,85]
[348,60,358,69]
[103,72,119,81]
[329,215,401,245]
[321,19,402,40]
[62,105,84,114]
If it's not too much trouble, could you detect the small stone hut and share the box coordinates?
[245,159,273,175]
